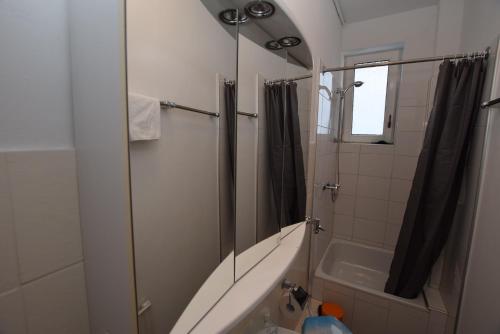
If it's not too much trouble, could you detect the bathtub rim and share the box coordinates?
[315,238,428,312]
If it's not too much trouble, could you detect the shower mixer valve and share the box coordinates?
[322,183,341,191]
[323,182,341,202]
[306,217,325,234]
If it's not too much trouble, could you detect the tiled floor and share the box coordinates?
[293,298,322,332]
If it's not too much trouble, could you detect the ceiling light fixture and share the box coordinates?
[265,40,283,50]
[245,1,275,18]
[219,9,249,25]
[278,36,301,48]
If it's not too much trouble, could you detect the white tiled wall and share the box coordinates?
[331,62,431,250]
[314,279,446,334]
[334,4,438,251]
[0,150,89,334]
[311,95,338,269]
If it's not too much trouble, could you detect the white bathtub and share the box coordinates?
[314,239,447,334]
[315,238,426,308]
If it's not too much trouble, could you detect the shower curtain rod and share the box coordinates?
[266,74,313,85]
[322,48,490,73]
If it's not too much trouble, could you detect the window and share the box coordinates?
[352,63,388,135]
[343,49,401,143]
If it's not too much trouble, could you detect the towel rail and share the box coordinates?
[237,111,258,118]
[160,101,220,117]
[481,97,500,109]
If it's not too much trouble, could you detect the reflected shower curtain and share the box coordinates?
[224,82,236,182]
[385,58,487,298]
[220,82,236,259]
[265,82,306,228]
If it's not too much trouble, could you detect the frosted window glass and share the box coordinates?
[318,96,331,129]
[317,72,333,134]
[352,65,388,135]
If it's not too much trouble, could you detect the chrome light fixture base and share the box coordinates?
[265,40,283,50]
[219,9,249,25]
[245,1,275,18]
[278,36,302,48]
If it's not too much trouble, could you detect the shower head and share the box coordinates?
[335,81,364,96]
[345,81,364,92]
[353,81,364,88]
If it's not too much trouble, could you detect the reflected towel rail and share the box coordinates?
[160,100,220,118]
[481,97,500,109]
[237,111,258,118]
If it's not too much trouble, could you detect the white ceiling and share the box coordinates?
[335,0,439,23]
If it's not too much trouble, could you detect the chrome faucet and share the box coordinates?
[306,217,325,234]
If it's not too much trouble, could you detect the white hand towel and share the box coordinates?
[128,93,161,141]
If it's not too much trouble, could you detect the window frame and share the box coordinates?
[342,49,402,143]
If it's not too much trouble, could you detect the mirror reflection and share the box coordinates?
[235,38,287,278]
[126,1,237,332]
[280,62,313,236]
[229,0,312,278]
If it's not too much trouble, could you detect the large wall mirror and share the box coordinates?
[126,0,312,332]
[231,0,313,279]
[126,1,237,332]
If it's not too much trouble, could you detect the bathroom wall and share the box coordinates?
[455,45,500,334]
[460,0,500,53]
[438,0,500,332]
[277,0,343,67]
[0,151,89,334]
[0,0,74,151]
[0,1,90,333]
[331,6,439,250]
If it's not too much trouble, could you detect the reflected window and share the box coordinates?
[317,72,333,134]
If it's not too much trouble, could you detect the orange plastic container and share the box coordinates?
[319,302,345,322]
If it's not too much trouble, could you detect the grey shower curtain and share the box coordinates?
[224,83,236,182]
[385,58,487,298]
[265,82,306,228]
[220,82,236,259]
